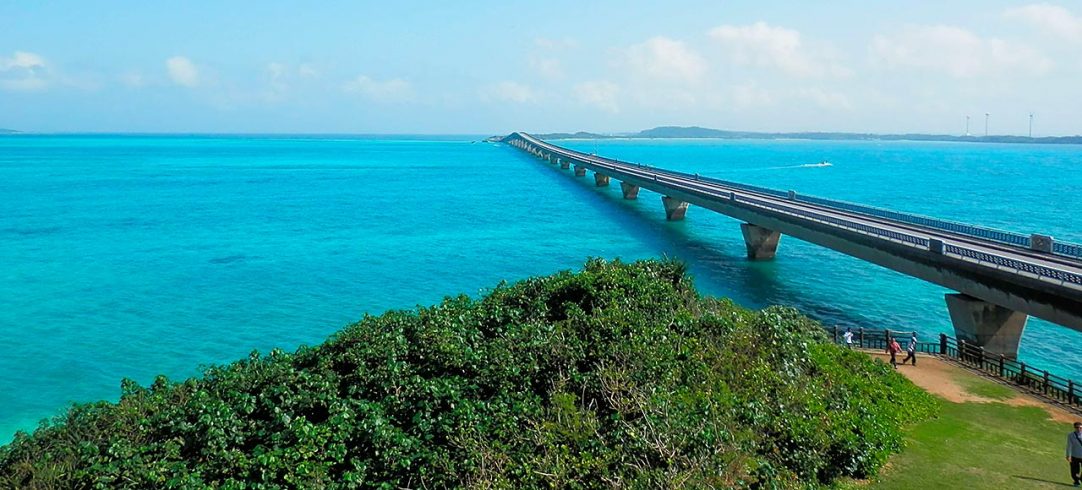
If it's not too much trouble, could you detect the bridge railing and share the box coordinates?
[943,244,1082,286]
[827,326,1081,410]
[510,132,1082,261]
[733,194,932,248]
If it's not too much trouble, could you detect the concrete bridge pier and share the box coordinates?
[594,173,610,187]
[662,196,689,221]
[560,160,571,169]
[574,165,587,177]
[740,223,782,260]
[945,293,1028,359]
[621,182,640,200]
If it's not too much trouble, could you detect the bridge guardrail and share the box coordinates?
[1055,242,1082,258]
[943,244,1082,286]
[734,194,931,248]
[510,132,1082,261]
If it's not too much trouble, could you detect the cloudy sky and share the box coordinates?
[2,1,1081,135]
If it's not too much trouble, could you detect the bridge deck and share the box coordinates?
[507,132,1082,336]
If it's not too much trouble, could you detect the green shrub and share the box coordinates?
[0,258,937,489]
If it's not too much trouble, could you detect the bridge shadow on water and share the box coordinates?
[515,151,875,330]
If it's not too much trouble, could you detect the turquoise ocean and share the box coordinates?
[2,134,1080,443]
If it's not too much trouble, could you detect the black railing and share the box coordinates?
[943,335,1079,406]
[828,326,940,353]
[827,326,1080,409]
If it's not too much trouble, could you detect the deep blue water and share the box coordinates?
[2,134,1080,443]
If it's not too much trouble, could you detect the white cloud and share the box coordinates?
[574,81,620,113]
[1005,4,1082,43]
[870,25,1051,78]
[166,56,200,87]
[625,37,706,84]
[298,63,319,79]
[709,22,848,78]
[530,57,564,80]
[118,70,146,88]
[0,77,47,91]
[344,75,414,102]
[1,51,46,71]
[794,88,852,110]
[0,51,49,91]
[731,84,774,109]
[481,81,538,103]
[267,62,286,81]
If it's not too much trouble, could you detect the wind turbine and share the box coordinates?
[965,115,970,136]
[984,113,990,137]
[1029,113,1034,138]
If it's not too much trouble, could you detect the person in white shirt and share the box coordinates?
[842,328,854,349]
[901,335,918,366]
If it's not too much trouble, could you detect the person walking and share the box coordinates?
[843,328,854,349]
[886,336,901,369]
[901,335,918,366]
[1068,421,1082,486]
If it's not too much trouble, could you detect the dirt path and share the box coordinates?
[862,351,1079,423]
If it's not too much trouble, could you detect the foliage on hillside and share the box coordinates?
[0,259,936,488]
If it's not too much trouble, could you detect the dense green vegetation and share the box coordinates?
[0,259,936,488]
[870,374,1071,489]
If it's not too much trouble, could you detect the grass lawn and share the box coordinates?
[867,370,1078,489]
[953,373,1017,401]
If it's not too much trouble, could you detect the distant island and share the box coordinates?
[0,129,18,134]
[528,126,1082,145]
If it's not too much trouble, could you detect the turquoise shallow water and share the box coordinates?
[2,134,1080,443]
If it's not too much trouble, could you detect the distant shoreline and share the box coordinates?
[529,126,1082,145]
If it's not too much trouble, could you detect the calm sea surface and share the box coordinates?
[2,134,1081,443]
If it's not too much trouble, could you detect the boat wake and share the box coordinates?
[764,161,833,170]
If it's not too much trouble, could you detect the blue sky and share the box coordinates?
[2,1,1081,135]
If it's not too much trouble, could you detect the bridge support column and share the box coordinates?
[574,165,587,177]
[594,173,610,186]
[560,160,571,169]
[740,223,782,260]
[661,196,688,221]
[945,293,1028,359]
[620,182,639,200]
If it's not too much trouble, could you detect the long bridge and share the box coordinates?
[504,132,1082,359]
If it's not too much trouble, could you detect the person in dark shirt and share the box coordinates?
[1068,421,1082,487]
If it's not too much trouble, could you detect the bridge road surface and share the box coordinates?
[506,132,1082,359]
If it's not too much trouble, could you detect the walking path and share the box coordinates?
[864,351,1078,423]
